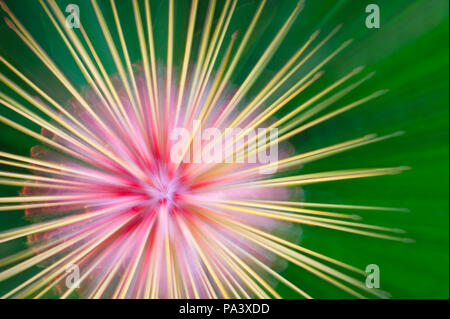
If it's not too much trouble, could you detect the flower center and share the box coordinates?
[155,184,174,202]
[142,169,182,207]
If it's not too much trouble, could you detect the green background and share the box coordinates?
[0,0,448,298]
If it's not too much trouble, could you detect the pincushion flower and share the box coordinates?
[0,0,412,299]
